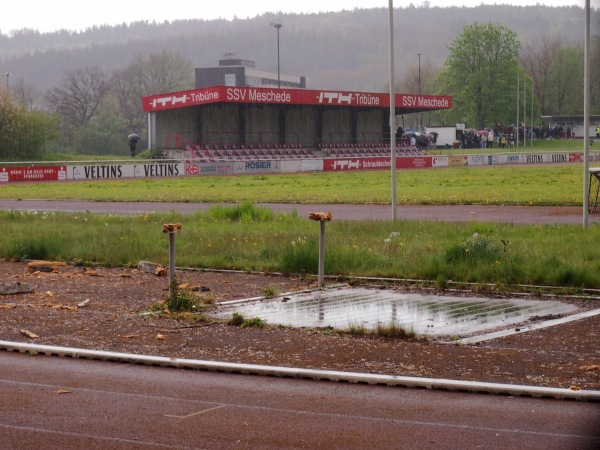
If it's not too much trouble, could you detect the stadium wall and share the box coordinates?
[2,152,600,183]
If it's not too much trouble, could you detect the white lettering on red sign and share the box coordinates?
[151,94,189,109]
[318,92,353,105]
[402,95,450,108]
[333,160,360,170]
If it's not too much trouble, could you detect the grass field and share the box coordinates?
[2,146,599,290]
[3,203,600,290]
[0,164,589,206]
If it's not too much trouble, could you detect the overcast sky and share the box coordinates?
[0,0,592,34]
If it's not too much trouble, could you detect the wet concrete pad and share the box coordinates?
[212,288,578,337]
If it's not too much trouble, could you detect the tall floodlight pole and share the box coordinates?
[415,52,421,130]
[269,22,282,88]
[583,0,591,228]
[516,72,520,148]
[531,76,534,148]
[389,0,397,221]
[523,77,527,147]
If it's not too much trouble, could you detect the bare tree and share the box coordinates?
[129,50,194,96]
[397,58,438,95]
[110,50,194,144]
[591,36,600,112]
[519,36,561,114]
[110,67,145,134]
[11,77,41,111]
[45,67,108,141]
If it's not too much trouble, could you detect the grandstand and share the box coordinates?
[142,85,451,160]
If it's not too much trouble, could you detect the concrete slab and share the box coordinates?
[211,288,579,337]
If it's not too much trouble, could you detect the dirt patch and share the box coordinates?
[1,260,599,390]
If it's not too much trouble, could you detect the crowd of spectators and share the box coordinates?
[456,124,574,150]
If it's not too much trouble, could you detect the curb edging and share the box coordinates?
[1,340,598,402]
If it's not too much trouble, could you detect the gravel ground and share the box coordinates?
[1,260,599,391]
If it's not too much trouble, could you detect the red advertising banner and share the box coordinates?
[569,153,585,163]
[323,157,432,172]
[143,86,452,113]
[0,166,67,182]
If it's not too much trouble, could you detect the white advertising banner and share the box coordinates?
[431,156,448,168]
[281,159,323,173]
[69,162,184,180]
[234,160,281,174]
[184,161,235,175]
[493,154,523,165]
[466,155,489,166]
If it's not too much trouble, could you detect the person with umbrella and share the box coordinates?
[128,133,140,157]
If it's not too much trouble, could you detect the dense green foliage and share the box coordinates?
[441,22,521,129]
[0,90,58,160]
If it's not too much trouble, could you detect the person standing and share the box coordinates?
[128,134,139,157]
[487,130,494,149]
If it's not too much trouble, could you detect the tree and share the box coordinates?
[73,106,128,156]
[0,90,58,160]
[45,67,108,144]
[397,58,441,128]
[548,46,583,115]
[10,77,42,111]
[110,51,194,148]
[519,35,562,115]
[591,36,600,113]
[110,67,145,135]
[128,50,194,96]
[442,22,520,129]
[397,58,438,95]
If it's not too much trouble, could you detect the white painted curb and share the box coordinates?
[1,340,598,402]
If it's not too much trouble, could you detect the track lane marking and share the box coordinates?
[165,405,225,419]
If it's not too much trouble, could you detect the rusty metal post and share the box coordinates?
[308,212,332,289]
[318,220,326,288]
[169,232,176,297]
[162,223,182,299]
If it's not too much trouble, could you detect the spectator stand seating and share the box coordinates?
[318,141,424,158]
[185,142,314,161]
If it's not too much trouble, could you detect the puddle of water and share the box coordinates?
[211,288,578,336]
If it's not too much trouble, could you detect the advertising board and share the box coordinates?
[323,157,432,171]
[70,163,184,180]
[0,166,67,182]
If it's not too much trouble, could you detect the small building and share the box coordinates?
[196,55,306,89]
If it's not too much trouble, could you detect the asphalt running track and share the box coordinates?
[2,199,600,224]
[1,352,598,449]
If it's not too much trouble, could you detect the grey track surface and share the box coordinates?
[1,199,599,224]
[1,351,599,449]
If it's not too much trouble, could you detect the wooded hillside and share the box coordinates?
[1,4,597,92]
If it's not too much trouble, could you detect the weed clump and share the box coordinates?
[374,322,416,339]
[207,201,274,222]
[445,233,500,264]
[261,285,280,298]
[227,312,266,328]
[341,321,416,340]
[280,237,318,274]
[165,278,199,313]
